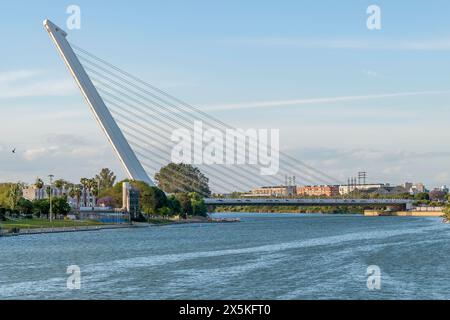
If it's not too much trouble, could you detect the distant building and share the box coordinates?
[408,183,427,195]
[22,185,96,208]
[251,186,296,197]
[122,182,140,219]
[78,183,139,222]
[368,186,408,196]
[338,183,387,195]
[403,182,413,191]
[297,185,339,197]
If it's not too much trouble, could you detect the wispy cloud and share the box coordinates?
[0,69,77,98]
[225,37,450,51]
[362,69,380,78]
[207,90,450,112]
[0,70,41,83]
[22,134,105,161]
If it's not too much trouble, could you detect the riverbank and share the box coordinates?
[0,223,136,237]
[0,216,239,237]
[364,210,444,217]
[144,216,240,226]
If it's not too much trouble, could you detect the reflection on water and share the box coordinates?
[0,213,449,300]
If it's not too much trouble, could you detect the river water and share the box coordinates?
[0,213,449,300]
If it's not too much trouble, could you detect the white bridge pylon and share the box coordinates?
[43,19,154,186]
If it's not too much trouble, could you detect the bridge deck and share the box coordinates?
[205,198,413,207]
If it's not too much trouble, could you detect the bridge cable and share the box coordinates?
[85,60,327,188]
[72,44,342,186]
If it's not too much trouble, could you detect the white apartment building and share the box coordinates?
[338,183,387,195]
[22,185,96,208]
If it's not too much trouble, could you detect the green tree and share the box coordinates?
[140,185,169,215]
[54,179,68,190]
[189,192,208,217]
[33,199,50,217]
[155,163,211,197]
[175,192,193,219]
[52,197,71,216]
[168,195,182,215]
[8,182,23,211]
[69,184,82,211]
[80,178,89,188]
[95,168,116,190]
[80,178,97,207]
[229,192,243,199]
[17,198,33,215]
[98,181,124,208]
[157,206,173,217]
[35,178,44,191]
[0,183,14,208]
[80,178,89,206]
[414,192,430,201]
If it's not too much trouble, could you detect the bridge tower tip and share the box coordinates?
[43,19,67,37]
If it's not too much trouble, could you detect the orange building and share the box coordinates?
[296,185,339,197]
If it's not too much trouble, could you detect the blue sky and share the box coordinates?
[1,0,450,189]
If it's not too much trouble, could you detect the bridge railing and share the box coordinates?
[204,198,413,205]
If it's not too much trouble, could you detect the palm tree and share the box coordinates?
[86,178,97,207]
[80,178,89,207]
[54,179,65,190]
[35,178,44,197]
[80,178,97,207]
[95,168,116,190]
[74,185,83,212]
[68,184,82,212]
[54,179,71,197]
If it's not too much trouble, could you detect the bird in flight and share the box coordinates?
[12,148,16,154]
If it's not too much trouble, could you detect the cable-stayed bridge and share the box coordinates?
[44,19,344,195]
[204,198,413,210]
[44,20,422,220]
[43,19,412,211]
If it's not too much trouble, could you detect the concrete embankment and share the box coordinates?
[0,224,137,237]
[1,217,240,237]
[140,216,240,227]
[364,210,443,217]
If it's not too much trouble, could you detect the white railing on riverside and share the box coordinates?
[413,206,443,212]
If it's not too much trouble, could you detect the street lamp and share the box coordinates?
[49,174,54,222]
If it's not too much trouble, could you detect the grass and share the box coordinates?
[147,218,173,225]
[0,218,103,231]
